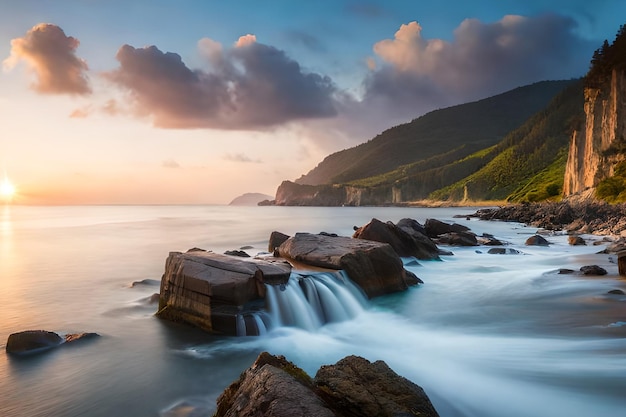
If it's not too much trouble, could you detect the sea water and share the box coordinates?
[1,205,625,417]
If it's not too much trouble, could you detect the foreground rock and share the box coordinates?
[157,250,291,335]
[6,330,99,355]
[214,352,440,417]
[353,218,441,260]
[278,233,414,298]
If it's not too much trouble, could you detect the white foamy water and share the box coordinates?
[1,205,625,417]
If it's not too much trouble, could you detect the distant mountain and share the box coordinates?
[228,193,274,206]
[296,80,575,187]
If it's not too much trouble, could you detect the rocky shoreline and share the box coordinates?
[471,201,626,237]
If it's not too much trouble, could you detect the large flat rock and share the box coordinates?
[157,250,291,334]
[277,233,410,298]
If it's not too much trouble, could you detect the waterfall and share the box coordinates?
[265,270,367,330]
[233,270,367,336]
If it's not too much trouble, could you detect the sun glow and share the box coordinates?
[1,176,16,201]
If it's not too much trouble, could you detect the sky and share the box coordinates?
[0,0,624,205]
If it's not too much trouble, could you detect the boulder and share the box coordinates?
[6,330,100,355]
[157,249,292,335]
[278,233,413,298]
[424,218,470,238]
[608,289,625,295]
[525,235,550,246]
[353,218,440,260]
[6,330,62,355]
[269,231,291,253]
[477,234,505,246]
[568,235,586,246]
[215,352,335,417]
[579,265,608,276]
[214,352,440,417]
[315,355,440,417]
[435,231,478,246]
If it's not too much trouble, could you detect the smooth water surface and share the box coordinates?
[1,205,625,417]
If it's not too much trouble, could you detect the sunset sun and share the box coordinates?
[0,176,16,201]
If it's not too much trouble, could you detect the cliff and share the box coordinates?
[564,69,626,196]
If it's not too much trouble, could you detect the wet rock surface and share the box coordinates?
[278,232,412,298]
[214,352,440,417]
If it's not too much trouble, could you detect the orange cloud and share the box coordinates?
[4,23,91,95]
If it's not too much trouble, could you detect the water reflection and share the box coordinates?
[1,204,13,274]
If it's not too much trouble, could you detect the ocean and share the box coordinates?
[1,205,625,417]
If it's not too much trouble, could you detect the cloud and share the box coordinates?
[283,30,326,52]
[104,35,338,130]
[363,14,593,119]
[69,106,91,118]
[224,153,262,163]
[3,23,90,95]
[162,159,180,168]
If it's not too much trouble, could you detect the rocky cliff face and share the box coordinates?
[564,69,626,196]
[273,180,400,206]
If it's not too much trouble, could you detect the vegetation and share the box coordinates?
[429,80,583,202]
[596,161,626,203]
[585,24,626,88]
[297,80,575,186]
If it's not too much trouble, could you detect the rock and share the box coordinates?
[157,249,292,335]
[6,330,63,355]
[477,234,505,246]
[314,355,440,417]
[435,231,478,246]
[558,268,576,274]
[580,265,608,275]
[608,289,625,295]
[424,218,470,238]
[131,278,161,287]
[268,231,290,253]
[215,352,335,417]
[568,235,586,245]
[525,235,550,246]
[64,332,100,344]
[487,247,520,255]
[224,250,250,258]
[214,352,440,417]
[353,218,440,260]
[6,330,99,355]
[278,233,412,298]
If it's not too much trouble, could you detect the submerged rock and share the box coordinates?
[214,352,440,417]
[487,247,520,255]
[278,232,414,298]
[6,330,62,355]
[580,265,608,275]
[525,235,550,246]
[6,330,100,356]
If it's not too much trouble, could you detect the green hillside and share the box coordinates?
[297,80,576,186]
[430,80,584,203]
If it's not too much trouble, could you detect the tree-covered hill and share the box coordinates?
[296,80,576,187]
